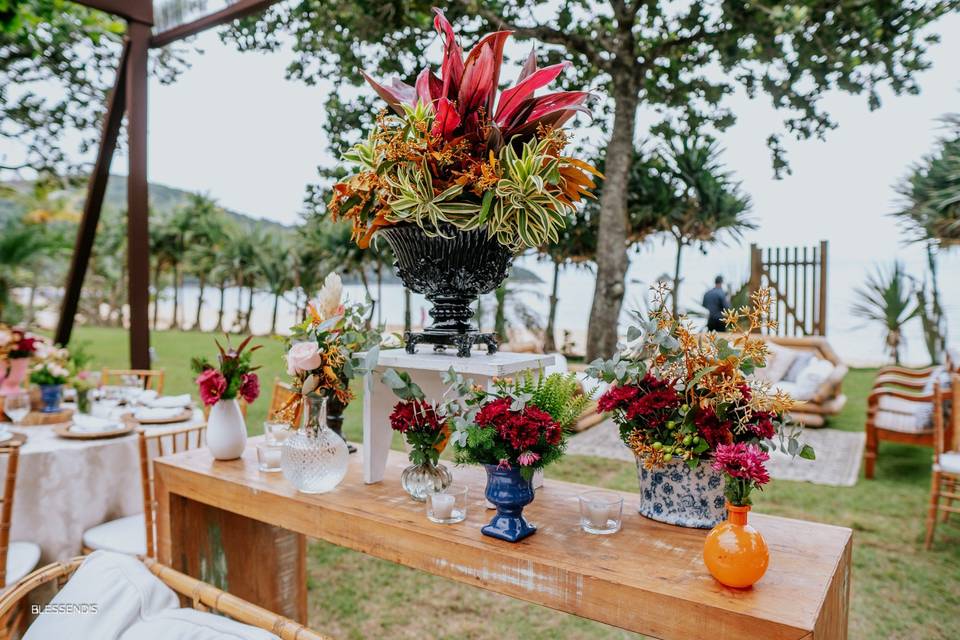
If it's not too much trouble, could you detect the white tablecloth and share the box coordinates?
[4,409,205,562]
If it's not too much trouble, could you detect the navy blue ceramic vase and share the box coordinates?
[39,384,63,413]
[482,464,537,542]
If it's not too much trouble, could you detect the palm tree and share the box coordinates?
[539,206,597,352]
[891,113,959,363]
[0,220,57,321]
[255,233,295,335]
[651,136,754,316]
[221,227,259,333]
[180,195,228,331]
[852,262,919,365]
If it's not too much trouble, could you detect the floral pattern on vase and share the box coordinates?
[636,457,725,528]
[39,384,63,413]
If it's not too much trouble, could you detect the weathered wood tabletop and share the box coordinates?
[155,439,851,639]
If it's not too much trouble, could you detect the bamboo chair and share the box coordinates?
[0,556,329,640]
[0,444,41,639]
[100,368,165,393]
[82,424,206,558]
[925,375,960,549]
[269,378,297,422]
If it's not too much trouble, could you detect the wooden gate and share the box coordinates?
[749,241,828,336]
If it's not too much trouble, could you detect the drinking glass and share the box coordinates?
[3,391,30,426]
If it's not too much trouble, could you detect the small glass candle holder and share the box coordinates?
[257,441,283,472]
[426,485,468,524]
[579,490,623,535]
[264,421,291,445]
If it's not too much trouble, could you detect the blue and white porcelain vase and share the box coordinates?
[39,384,64,413]
[636,457,725,528]
[481,464,537,542]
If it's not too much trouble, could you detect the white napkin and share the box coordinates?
[70,415,123,434]
[135,389,159,403]
[133,407,183,422]
[145,394,192,409]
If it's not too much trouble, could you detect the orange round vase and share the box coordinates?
[703,504,769,588]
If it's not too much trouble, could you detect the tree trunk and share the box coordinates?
[586,84,638,360]
[494,285,507,343]
[216,282,227,331]
[403,288,412,332]
[193,275,206,331]
[243,286,254,333]
[270,293,280,335]
[544,260,561,353]
[171,261,180,330]
[672,234,684,317]
[152,260,162,330]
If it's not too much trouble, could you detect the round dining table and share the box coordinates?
[3,407,205,562]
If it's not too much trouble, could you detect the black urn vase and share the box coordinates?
[378,224,514,357]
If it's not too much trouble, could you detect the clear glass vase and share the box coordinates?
[401,460,453,502]
[281,393,348,494]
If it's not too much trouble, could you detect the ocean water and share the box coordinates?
[142,245,960,368]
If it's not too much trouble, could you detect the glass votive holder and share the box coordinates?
[257,441,283,472]
[579,490,623,535]
[264,421,291,445]
[426,485,468,524]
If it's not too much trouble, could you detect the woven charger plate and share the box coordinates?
[131,408,193,425]
[54,422,134,440]
[19,409,75,426]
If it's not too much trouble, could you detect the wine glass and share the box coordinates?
[3,391,30,427]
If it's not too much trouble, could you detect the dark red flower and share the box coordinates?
[239,373,260,404]
[694,406,734,449]
[390,399,443,435]
[748,411,776,440]
[196,369,227,406]
[475,397,563,452]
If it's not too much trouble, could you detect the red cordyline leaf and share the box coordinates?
[504,90,591,133]
[432,97,462,137]
[360,70,415,115]
[464,30,511,113]
[458,44,495,115]
[415,67,443,107]
[517,48,538,84]
[494,61,571,126]
[433,8,464,99]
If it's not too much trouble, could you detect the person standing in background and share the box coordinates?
[703,276,729,332]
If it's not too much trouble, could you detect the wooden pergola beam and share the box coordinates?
[54,40,130,348]
[151,0,281,48]
[57,0,283,366]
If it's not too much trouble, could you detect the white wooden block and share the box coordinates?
[361,350,555,484]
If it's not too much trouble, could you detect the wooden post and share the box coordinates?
[126,21,151,369]
[818,240,828,336]
[55,41,130,347]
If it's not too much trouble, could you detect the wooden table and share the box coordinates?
[155,440,852,639]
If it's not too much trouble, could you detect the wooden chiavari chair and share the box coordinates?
[100,368,165,393]
[81,424,206,558]
[925,374,960,549]
[268,378,296,422]
[0,444,41,639]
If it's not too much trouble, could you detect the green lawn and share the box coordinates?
[69,327,960,639]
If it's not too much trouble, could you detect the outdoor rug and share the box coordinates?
[567,419,865,487]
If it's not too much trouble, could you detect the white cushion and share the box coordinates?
[5,541,41,587]
[874,410,932,433]
[755,342,798,384]
[544,352,568,376]
[23,550,179,640]
[936,452,960,474]
[83,514,147,556]
[792,357,834,400]
[121,608,279,640]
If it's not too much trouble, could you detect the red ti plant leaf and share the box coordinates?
[361,70,416,115]
[494,61,571,126]
[505,91,591,130]
[415,67,443,108]
[432,97,462,138]
[458,43,495,115]
[517,48,538,83]
[464,30,511,113]
[433,9,464,99]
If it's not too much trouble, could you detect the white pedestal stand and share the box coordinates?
[362,349,554,484]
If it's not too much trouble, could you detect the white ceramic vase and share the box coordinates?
[207,398,247,460]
